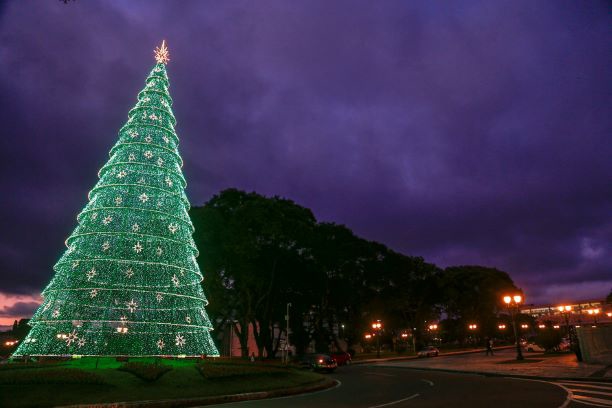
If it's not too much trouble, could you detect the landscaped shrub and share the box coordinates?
[197,362,289,380]
[0,368,106,384]
[118,362,172,382]
[534,328,562,352]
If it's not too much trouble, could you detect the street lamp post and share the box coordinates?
[587,308,600,325]
[503,294,524,361]
[557,305,572,350]
[372,321,382,358]
[284,303,292,364]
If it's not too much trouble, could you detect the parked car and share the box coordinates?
[417,346,439,358]
[558,338,571,351]
[299,353,338,372]
[525,342,545,352]
[330,351,352,365]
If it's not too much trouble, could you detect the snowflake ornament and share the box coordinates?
[102,241,111,251]
[120,316,128,323]
[117,170,127,179]
[67,244,76,254]
[90,289,98,298]
[171,274,180,287]
[165,177,173,187]
[72,261,80,269]
[52,309,60,318]
[156,293,163,303]
[91,212,98,220]
[144,151,153,159]
[145,135,153,143]
[162,135,169,144]
[133,242,143,253]
[128,129,139,138]
[185,316,191,324]
[138,177,146,184]
[157,339,165,350]
[115,196,123,205]
[175,334,186,347]
[42,302,51,312]
[125,268,134,278]
[156,247,163,256]
[128,154,136,162]
[86,268,97,281]
[102,215,113,225]
[139,193,149,203]
[65,330,78,346]
[126,299,138,313]
[132,223,140,232]
[157,157,164,166]
[168,223,178,234]
[77,338,86,348]
[149,113,159,122]
[142,97,151,103]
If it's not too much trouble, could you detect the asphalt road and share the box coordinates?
[204,365,571,408]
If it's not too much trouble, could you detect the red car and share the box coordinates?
[331,352,352,365]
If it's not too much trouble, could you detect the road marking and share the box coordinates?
[559,383,612,392]
[222,380,342,405]
[367,393,420,408]
[364,371,396,377]
[421,379,434,386]
[572,395,612,406]
[555,381,612,407]
[505,377,572,408]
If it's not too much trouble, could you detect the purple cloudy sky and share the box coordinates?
[0,1,610,327]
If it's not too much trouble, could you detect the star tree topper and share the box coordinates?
[154,40,170,64]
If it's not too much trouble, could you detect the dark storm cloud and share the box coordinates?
[0,0,610,306]
[0,301,40,318]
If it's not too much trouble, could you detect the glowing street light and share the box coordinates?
[428,324,438,330]
[468,324,478,330]
[498,324,506,329]
[365,334,372,339]
[521,324,529,329]
[371,320,383,358]
[538,324,546,329]
[557,305,573,350]
[587,309,600,325]
[503,293,525,361]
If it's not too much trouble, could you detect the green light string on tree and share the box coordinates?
[13,41,219,358]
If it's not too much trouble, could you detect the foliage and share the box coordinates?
[0,368,106,385]
[192,189,518,356]
[438,266,520,342]
[196,361,289,380]
[118,362,172,382]
[534,327,562,352]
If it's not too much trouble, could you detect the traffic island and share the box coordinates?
[0,358,332,408]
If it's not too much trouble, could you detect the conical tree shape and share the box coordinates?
[14,42,219,357]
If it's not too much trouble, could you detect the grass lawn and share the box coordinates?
[0,358,325,407]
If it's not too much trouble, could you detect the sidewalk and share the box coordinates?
[371,348,612,381]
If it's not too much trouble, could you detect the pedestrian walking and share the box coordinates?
[485,337,494,356]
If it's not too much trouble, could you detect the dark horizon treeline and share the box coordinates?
[191,188,520,357]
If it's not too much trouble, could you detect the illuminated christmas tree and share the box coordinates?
[13,41,219,357]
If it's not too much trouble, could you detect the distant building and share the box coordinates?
[520,299,611,326]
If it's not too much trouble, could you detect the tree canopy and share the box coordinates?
[191,188,520,356]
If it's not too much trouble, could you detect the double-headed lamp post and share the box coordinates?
[503,294,524,361]
[587,308,600,325]
[557,305,572,349]
[372,321,382,358]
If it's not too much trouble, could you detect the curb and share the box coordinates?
[371,364,612,383]
[352,346,516,365]
[61,378,338,408]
